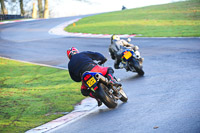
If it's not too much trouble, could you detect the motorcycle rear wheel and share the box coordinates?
[129,59,144,76]
[96,83,117,109]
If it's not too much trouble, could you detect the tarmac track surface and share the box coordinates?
[0,15,200,133]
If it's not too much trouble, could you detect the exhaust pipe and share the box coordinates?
[95,73,109,84]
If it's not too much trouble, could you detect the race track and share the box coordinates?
[0,16,200,133]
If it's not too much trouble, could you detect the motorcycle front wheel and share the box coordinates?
[96,83,117,109]
[119,87,128,102]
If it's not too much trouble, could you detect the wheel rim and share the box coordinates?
[104,87,117,103]
[119,89,127,99]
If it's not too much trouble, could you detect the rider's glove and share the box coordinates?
[98,58,107,65]
[133,46,139,51]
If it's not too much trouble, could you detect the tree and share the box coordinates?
[43,0,49,18]
[0,0,8,15]
[19,0,25,16]
[32,2,37,18]
[37,0,43,18]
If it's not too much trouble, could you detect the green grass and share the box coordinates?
[0,18,28,22]
[0,58,84,133]
[65,0,200,37]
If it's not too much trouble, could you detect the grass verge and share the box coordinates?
[0,57,83,133]
[65,0,200,37]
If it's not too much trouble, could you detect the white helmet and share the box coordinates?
[127,38,131,42]
[111,35,120,41]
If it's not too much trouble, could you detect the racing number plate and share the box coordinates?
[86,77,96,87]
[124,51,132,59]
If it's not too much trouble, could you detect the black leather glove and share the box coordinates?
[98,58,107,65]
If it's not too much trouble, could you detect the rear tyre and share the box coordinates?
[96,83,117,109]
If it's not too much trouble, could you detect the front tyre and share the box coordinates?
[119,87,128,102]
[96,83,117,109]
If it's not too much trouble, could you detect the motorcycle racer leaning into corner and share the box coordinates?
[67,47,121,106]
[109,34,143,69]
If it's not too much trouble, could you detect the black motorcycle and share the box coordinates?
[82,71,128,109]
[120,48,144,76]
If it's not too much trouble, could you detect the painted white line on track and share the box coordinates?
[48,18,137,38]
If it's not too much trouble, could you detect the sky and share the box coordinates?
[2,0,183,17]
[49,0,183,18]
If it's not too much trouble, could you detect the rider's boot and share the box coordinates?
[107,68,122,87]
[114,59,123,69]
[139,58,144,65]
[96,98,102,106]
[90,91,102,106]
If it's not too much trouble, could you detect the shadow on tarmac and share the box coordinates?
[121,74,145,82]
[96,101,128,113]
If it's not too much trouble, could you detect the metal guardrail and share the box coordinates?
[0,14,31,21]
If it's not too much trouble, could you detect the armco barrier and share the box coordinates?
[0,14,30,21]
